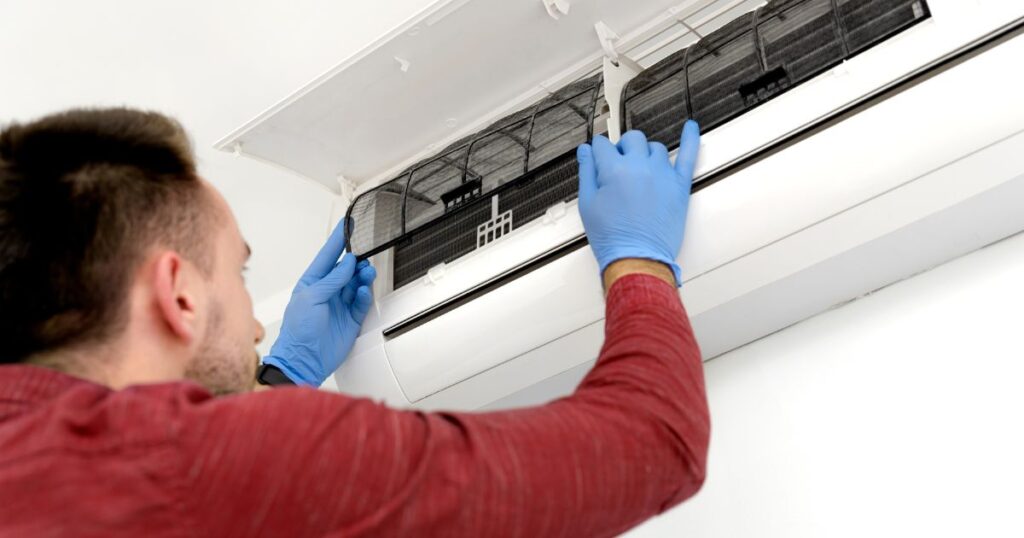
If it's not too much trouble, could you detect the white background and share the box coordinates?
[629,231,1024,537]
[0,0,433,309]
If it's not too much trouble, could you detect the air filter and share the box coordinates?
[345,74,602,288]
[623,0,930,146]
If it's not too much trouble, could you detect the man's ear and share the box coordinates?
[152,251,200,344]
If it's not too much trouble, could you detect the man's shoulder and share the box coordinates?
[0,366,376,463]
[0,380,200,455]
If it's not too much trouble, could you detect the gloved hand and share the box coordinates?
[262,220,377,386]
[576,121,701,286]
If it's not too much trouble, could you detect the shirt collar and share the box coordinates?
[0,365,99,417]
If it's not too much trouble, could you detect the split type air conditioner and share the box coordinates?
[219,0,1024,410]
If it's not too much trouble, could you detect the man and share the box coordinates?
[0,108,709,536]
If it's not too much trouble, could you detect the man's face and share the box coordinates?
[183,182,264,395]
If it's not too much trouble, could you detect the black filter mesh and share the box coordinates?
[393,197,494,289]
[622,0,929,153]
[467,118,531,192]
[622,66,689,147]
[393,153,583,288]
[838,0,930,54]
[686,14,763,131]
[346,176,407,257]
[529,90,594,169]
[346,74,601,264]
[500,154,580,230]
[405,145,472,233]
[758,0,845,85]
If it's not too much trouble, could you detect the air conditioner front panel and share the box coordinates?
[385,247,605,403]
[371,200,586,332]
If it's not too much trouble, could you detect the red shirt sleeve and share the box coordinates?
[177,273,710,537]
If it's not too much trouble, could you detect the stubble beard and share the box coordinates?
[184,301,254,396]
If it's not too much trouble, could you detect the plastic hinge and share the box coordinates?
[542,0,570,20]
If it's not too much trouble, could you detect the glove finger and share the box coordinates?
[591,135,619,187]
[352,286,374,325]
[618,130,650,157]
[341,281,356,305]
[577,144,598,207]
[309,253,357,303]
[302,218,349,282]
[342,263,376,305]
[358,264,378,285]
[648,142,669,163]
[674,120,701,180]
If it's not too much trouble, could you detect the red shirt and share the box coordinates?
[0,274,709,537]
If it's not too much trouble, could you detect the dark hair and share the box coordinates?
[0,108,216,363]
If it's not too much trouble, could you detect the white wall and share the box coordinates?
[628,231,1024,537]
[0,0,433,311]
[7,4,1024,527]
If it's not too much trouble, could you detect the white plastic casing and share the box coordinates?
[221,0,1024,409]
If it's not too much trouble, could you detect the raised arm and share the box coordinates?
[181,270,706,536]
[181,123,710,536]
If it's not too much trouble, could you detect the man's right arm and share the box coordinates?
[178,269,707,537]
[179,123,709,536]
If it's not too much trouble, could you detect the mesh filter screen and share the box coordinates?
[529,91,595,169]
[346,176,407,257]
[621,50,692,147]
[622,67,690,147]
[623,0,929,152]
[500,155,580,230]
[686,14,762,131]
[758,0,845,85]
[393,153,582,288]
[346,74,601,262]
[405,145,472,233]
[393,199,493,289]
[838,0,929,54]
[468,118,531,192]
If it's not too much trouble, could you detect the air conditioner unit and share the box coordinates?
[219,0,1024,410]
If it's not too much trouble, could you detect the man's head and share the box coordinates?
[0,108,263,394]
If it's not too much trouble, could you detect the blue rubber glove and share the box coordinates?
[577,121,701,286]
[262,220,377,386]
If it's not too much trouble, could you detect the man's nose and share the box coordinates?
[254,319,266,345]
